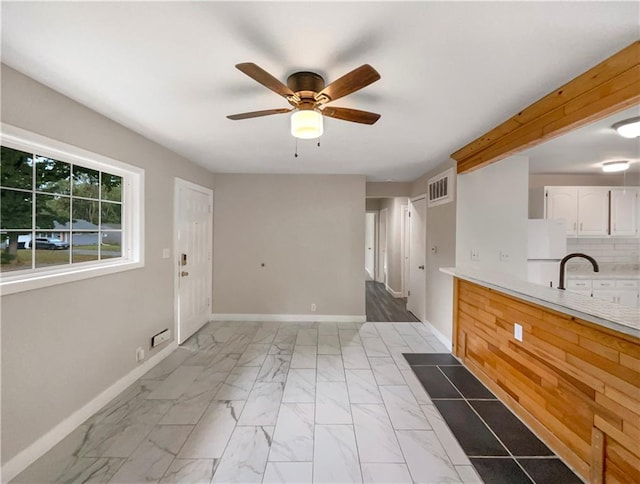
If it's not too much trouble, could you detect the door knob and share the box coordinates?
[418,265,425,270]
[181,271,189,277]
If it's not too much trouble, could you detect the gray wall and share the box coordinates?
[212,174,366,317]
[366,182,412,198]
[0,66,215,464]
[529,172,640,218]
[365,198,381,211]
[411,160,457,344]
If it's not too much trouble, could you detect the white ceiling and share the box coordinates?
[1,2,638,181]
[526,105,640,175]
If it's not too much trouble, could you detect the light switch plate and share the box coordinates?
[162,248,170,259]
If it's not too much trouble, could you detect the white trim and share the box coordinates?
[0,260,144,296]
[400,204,409,297]
[1,341,178,483]
[423,320,453,351]
[385,284,403,298]
[211,313,366,323]
[0,124,145,295]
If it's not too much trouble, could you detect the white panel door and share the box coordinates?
[407,197,426,321]
[610,188,639,236]
[378,208,388,284]
[175,179,212,344]
[365,212,376,280]
[577,188,609,236]
[545,187,578,236]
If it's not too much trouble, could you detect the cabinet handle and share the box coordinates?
[580,222,583,231]
[573,222,577,231]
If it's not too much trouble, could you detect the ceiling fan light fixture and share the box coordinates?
[612,116,640,138]
[291,109,323,139]
[602,161,630,173]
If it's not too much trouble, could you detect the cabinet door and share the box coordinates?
[545,187,578,236]
[610,188,639,236]
[592,289,617,303]
[578,188,609,236]
[617,289,639,308]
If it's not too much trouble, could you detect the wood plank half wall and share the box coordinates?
[453,278,640,483]
[452,41,640,174]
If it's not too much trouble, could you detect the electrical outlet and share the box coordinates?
[470,250,480,261]
[311,303,317,312]
[514,323,523,342]
[500,250,510,262]
[136,347,145,362]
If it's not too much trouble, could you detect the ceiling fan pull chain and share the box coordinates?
[294,138,299,158]
[317,140,321,148]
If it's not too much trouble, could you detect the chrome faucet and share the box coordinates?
[557,253,599,290]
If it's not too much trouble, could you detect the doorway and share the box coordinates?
[174,178,213,344]
[365,212,376,280]
[407,195,426,322]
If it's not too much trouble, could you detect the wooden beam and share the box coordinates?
[452,41,640,174]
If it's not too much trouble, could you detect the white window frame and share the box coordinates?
[1,124,144,295]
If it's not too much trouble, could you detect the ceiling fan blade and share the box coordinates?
[227,108,292,120]
[235,63,295,98]
[317,64,380,102]
[321,106,381,125]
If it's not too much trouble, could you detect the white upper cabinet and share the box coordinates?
[577,188,609,236]
[544,186,639,237]
[610,188,639,236]
[545,187,578,236]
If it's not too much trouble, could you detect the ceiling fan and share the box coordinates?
[226,63,381,139]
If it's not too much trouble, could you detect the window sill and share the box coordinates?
[0,259,144,296]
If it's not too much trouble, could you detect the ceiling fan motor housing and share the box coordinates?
[287,71,325,106]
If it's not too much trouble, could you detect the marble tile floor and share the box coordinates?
[12,321,483,484]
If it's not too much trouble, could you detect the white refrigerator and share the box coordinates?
[527,219,567,288]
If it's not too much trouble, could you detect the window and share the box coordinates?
[1,126,144,295]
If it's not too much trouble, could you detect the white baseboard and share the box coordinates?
[422,320,453,351]
[211,313,366,323]
[385,284,403,298]
[1,341,178,483]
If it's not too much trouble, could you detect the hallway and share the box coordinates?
[366,281,419,323]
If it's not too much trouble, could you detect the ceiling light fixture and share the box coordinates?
[612,116,640,138]
[602,161,630,173]
[290,109,323,139]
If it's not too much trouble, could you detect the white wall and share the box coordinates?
[411,160,457,345]
[456,156,529,279]
[212,174,366,318]
[0,66,215,466]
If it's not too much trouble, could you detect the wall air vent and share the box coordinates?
[428,167,455,207]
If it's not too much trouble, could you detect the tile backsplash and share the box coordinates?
[566,238,640,271]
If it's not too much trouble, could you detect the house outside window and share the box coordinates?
[0,126,144,295]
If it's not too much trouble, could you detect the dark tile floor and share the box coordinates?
[404,353,583,484]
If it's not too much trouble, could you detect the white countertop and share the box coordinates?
[441,267,639,338]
